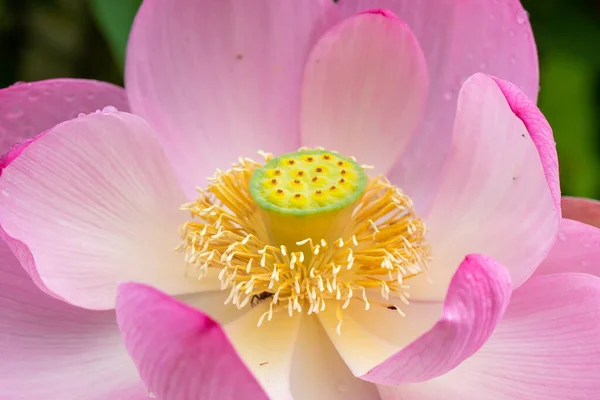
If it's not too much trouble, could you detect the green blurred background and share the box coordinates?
[0,0,598,198]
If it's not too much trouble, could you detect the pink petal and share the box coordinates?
[562,196,600,229]
[126,0,337,198]
[378,273,600,399]
[336,0,539,211]
[183,292,380,400]
[0,79,129,154]
[0,111,203,310]
[300,10,428,174]
[115,282,269,400]
[417,74,558,300]
[0,240,146,399]
[319,254,511,385]
[491,76,560,209]
[533,218,600,277]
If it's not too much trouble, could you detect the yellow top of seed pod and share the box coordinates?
[249,149,368,216]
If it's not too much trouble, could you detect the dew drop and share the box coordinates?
[11,81,25,87]
[6,106,24,119]
[516,10,528,24]
[557,232,567,242]
[336,383,349,393]
[77,112,86,118]
[102,105,118,114]
[27,89,41,101]
[443,92,453,101]
[480,62,487,70]
[581,261,590,268]
[65,93,76,102]
[508,30,515,37]
[509,55,517,65]
[1,190,9,198]
[22,126,34,136]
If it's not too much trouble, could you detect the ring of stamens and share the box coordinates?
[178,149,430,334]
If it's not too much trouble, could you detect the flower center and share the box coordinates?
[249,149,367,252]
[178,149,430,333]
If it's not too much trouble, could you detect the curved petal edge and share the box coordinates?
[490,76,560,212]
[116,282,269,400]
[360,254,511,385]
[0,78,129,154]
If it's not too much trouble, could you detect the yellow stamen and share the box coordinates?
[178,149,430,332]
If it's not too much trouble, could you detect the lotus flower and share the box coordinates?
[1,1,599,399]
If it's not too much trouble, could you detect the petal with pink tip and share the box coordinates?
[378,273,600,400]
[126,0,337,198]
[318,254,511,385]
[0,111,204,310]
[0,79,128,154]
[335,0,539,212]
[300,11,428,174]
[533,218,600,277]
[116,282,269,400]
[0,240,146,399]
[178,294,380,399]
[416,74,558,300]
[562,196,600,229]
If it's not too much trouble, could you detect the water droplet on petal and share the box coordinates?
[516,9,529,24]
[11,81,25,87]
[78,112,86,118]
[480,62,487,70]
[336,383,349,393]
[65,93,76,102]
[102,105,118,114]
[6,106,23,119]
[28,89,41,101]
[558,232,567,241]
[443,92,453,101]
[508,30,516,37]
[466,52,474,60]
[581,261,589,267]
[509,55,517,65]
